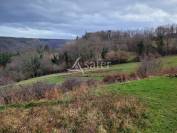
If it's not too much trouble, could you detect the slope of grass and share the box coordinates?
[1,62,138,88]
[162,55,177,68]
[1,55,177,89]
[105,76,177,133]
[1,76,176,132]
[0,54,177,132]
[19,55,177,85]
[17,73,65,85]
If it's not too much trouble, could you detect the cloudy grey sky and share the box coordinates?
[0,0,177,39]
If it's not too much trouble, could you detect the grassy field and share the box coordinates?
[19,55,177,84]
[105,76,177,133]
[0,77,176,132]
[0,55,176,88]
[0,62,138,88]
[0,55,177,132]
[162,55,177,68]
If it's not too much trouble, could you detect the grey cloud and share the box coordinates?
[0,0,177,39]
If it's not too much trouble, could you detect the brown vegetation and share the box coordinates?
[105,50,130,64]
[103,57,164,84]
[0,92,148,133]
[103,73,129,84]
[137,57,163,78]
[160,67,177,77]
[103,72,141,84]
[0,78,98,105]
[61,78,98,91]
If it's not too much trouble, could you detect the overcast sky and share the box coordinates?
[0,0,177,39]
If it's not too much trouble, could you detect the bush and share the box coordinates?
[103,73,129,83]
[105,50,130,64]
[40,53,64,75]
[0,76,14,86]
[0,78,98,105]
[129,72,141,80]
[0,82,59,104]
[0,68,14,86]
[160,67,177,77]
[61,78,98,91]
[103,72,142,84]
[137,57,163,78]
[118,50,130,63]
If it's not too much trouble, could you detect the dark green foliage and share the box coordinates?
[63,51,69,67]
[0,53,11,66]
[157,35,165,55]
[51,54,60,65]
[137,41,145,55]
[101,47,108,59]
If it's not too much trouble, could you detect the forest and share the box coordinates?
[1,24,177,86]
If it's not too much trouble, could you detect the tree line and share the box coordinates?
[1,24,177,85]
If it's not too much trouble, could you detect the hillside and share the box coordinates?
[0,37,70,52]
[0,55,177,132]
[104,76,177,133]
[5,55,176,86]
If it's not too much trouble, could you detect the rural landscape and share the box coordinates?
[0,0,177,133]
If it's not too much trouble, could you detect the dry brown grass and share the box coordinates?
[0,82,59,104]
[0,78,98,105]
[103,72,141,84]
[0,90,148,133]
[0,78,148,133]
[159,67,177,77]
[103,73,129,84]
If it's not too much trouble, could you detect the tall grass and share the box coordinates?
[0,91,148,133]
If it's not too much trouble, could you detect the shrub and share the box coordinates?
[129,72,141,80]
[40,53,63,75]
[0,78,98,105]
[103,72,141,84]
[61,78,84,91]
[137,57,163,78]
[0,82,59,104]
[105,50,130,64]
[22,54,41,78]
[103,73,129,83]
[61,78,98,91]
[118,50,130,63]
[44,87,62,100]
[0,68,14,86]
[160,67,177,77]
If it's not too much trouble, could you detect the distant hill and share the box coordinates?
[0,37,70,52]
